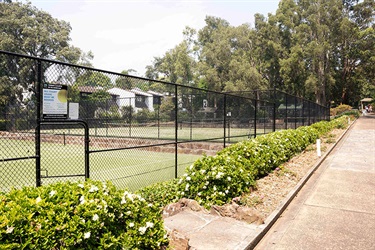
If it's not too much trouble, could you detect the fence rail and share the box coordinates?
[0,50,330,192]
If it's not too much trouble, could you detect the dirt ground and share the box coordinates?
[241,128,346,219]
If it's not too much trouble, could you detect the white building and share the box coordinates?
[131,88,154,112]
[107,87,135,108]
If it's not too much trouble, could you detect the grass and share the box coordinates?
[0,138,201,193]
[44,124,273,142]
[1,124,275,193]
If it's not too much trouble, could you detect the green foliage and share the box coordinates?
[142,116,349,209]
[15,119,28,130]
[337,110,360,119]
[159,96,175,121]
[330,104,352,116]
[120,105,134,123]
[136,179,180,208]
[177,154,256,208]
[76,72,112,88]
[0,180,168,249]
[134,109,154,123]
[0,119,7,131]
[0,1,92,106]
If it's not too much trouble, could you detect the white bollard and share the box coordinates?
[317,139,321,157]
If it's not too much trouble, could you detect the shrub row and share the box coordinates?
[138,116,349,209]
[330,104,352,116]
[0,180,168,249]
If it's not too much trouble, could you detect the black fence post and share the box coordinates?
[84,122,90,179]
[294,95,297,129]
[174,85,178,179]
[285,93,288,129]
[35,59,42,187]
[223,94,227,148]
[254,98,257,138]
[302,99,305,126]
[273,88,276,132]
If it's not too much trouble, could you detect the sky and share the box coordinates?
[26,0,281,76]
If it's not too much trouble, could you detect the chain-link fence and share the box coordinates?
[0,50,330,192]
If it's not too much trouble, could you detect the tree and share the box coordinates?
[331,0,375,105]
[0,1,92,107]
[115,69,137,90]
[75,71,112,88]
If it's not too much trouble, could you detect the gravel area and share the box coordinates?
[241,129,346,219]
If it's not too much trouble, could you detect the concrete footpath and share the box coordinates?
[164,115,375,249]
[255,115,375,249]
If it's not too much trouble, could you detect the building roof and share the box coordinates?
[108,87,135,97]
[78,86,102,93]
[131,88,153,97]
[147,90,164,97]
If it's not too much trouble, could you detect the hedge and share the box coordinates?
[139,116,349,208]
[0,180,168,249]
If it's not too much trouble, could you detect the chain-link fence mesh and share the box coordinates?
[0,50,330,192]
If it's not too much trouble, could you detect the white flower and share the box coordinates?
[227,177,231,181]
[225,190,229,194]
[92,214,99,221]
[84,232,91,239]
[148,203,153,207]
[215,172,224,179]
[49,190,56,197]
[213,186,217,191]
[129,222,134,228]
[6,226,14,234]
[126,211,132,215]
[200,169,206,174]
[185,184,189,191]
[35,197,42,204]
[198,192,201,196]
[81,219,85,223]
[89,185,99,193]
[79,195,85,204]
[121,198,126,204]
[139,226,147,235]
[78,184,84,189]
[186,176,191,181]
[146,222,154,228]
[203,186,207,189]
[189,164,194,170]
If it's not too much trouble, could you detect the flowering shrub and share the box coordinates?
[0,180,168,249]
[136,179,180,208]
[330,104,352,116]
[175,116,349,208]
[176,155,256,208]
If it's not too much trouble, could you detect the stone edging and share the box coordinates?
[243,119,357,250]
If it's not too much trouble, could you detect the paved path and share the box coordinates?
[255,115,375,249]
